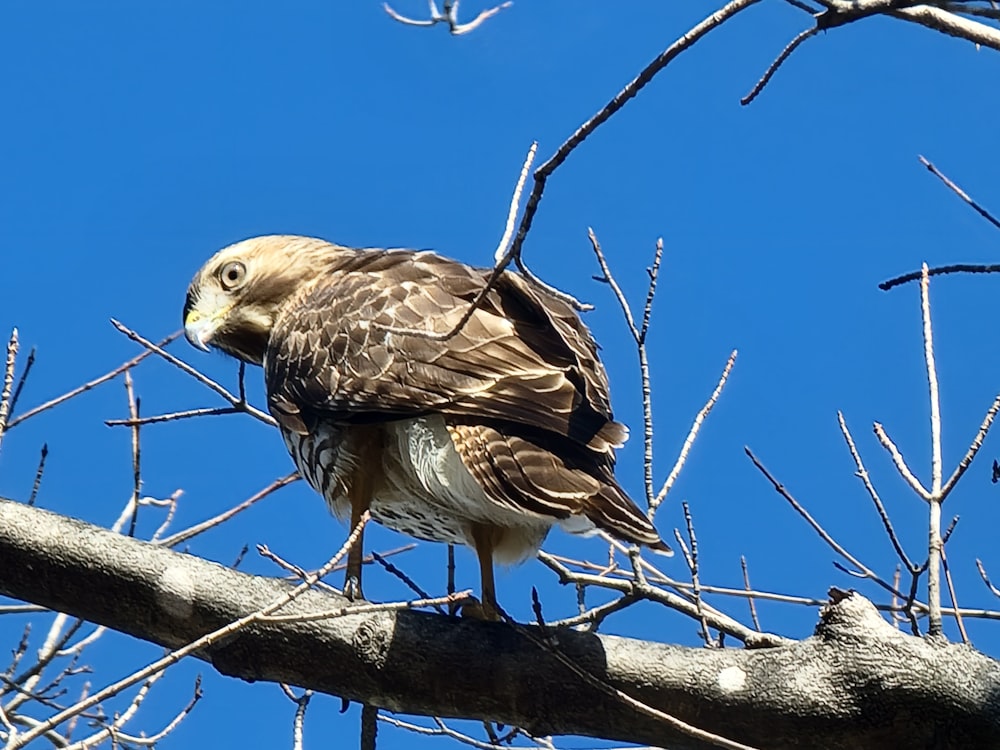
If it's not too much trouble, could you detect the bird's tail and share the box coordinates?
[588,480,673,555]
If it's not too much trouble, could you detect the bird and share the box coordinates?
[183,234,670,619]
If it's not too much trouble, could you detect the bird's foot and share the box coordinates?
[459,596,500,622]
[343,575,364,602]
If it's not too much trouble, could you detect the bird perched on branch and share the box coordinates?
[183,235,670,619]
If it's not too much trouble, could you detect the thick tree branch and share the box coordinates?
[0,498,999,749]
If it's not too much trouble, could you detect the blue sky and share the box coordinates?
[2,2,1000,748]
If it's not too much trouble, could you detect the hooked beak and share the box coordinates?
[184,310,215,352]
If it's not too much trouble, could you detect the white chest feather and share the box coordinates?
[282,415,551,563]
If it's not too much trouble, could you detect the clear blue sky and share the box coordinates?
[2,2,999,748]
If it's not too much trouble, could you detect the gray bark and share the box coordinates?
[0,497,998,749]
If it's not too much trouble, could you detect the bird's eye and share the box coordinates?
[219,261,247,291]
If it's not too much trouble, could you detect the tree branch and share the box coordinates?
[0,499,998,749]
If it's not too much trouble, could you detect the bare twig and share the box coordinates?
[678,502,711,645]
[106,406,252,427]
[977,559,1000,598]
[538,550,791,648]
[370,547,438,611]
[495,143,537,265]
[653,350,737,511]
[918,154,1000,230]
[587,230,657,504]
[880,263,1000,291]
[741,26,820,105]
[383,0,513,35]
[379,715,527,750]
[918,265,944,637]
[507,0,763,277]
[6,331,183,430]
[8,514,371,748]
[281,685,312,750]
[891,3,1000,52]
[546,595,638,631]
[0,329,19,453]
[940,544,968,644]
[745,447,904,600]
[109,320,275,427]
[124,370,142,538]
[7,345,35,419]
[872,422,933,501]
[156,472,300,548]
[740,556,761,632]
[838,412,914,570]
[940,390,1000,497]
[27,444,48,507]
[259,591,472,625]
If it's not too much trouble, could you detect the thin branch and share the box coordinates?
[377,143,562,344]
[918,154,1000,230]
[259,591,472,625]
[109,320,275,427]
[506,0,763,274]
[919,265,944,637]
[546,595,638,630]
[745,447,903,600]
[106,406,251,427]
[976,559,1000,598]
[740,556,761,632]
[880,263,1000,291]
[653,349,737,511]
[382,0,513,35]
[8,514,371,748]
[27,444,48,507]
[587,229,658,505]
[940,390,1000,497]
[677,502,711,646]
[838,411,915,570]
[495,143,537,265]
[872,422,933,501]
[379,715,525,750]
[282,685,311,750]
[0,328,19,453]
[892,3,1000,52]
[124,370,141,538]
[6,331,182,430]
[741,26,820,105]
[640,238,663,344]
[156,472,300,548]
[921,265,943,499]
[538,550,791,648]
[588,229,640,342]
[940,544,968,644]
[7,346,35,419]
[370,549,442,613]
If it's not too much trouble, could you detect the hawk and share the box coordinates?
[183,235,670,618]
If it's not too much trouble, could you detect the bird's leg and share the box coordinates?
[344,427,379,601]
[344,486,370,601]
[466,523,501,621]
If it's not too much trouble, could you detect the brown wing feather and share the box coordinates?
[446,421,669,551]
[264,249,626,452]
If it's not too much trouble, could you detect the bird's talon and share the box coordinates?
[460,597,500,622]
[343,576,364,602]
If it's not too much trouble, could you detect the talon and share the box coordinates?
[343,574,364,602]
[460,596,499,622]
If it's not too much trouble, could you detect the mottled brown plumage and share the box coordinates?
[184,235,669,617]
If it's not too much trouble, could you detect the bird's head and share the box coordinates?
[183,234,340,365]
